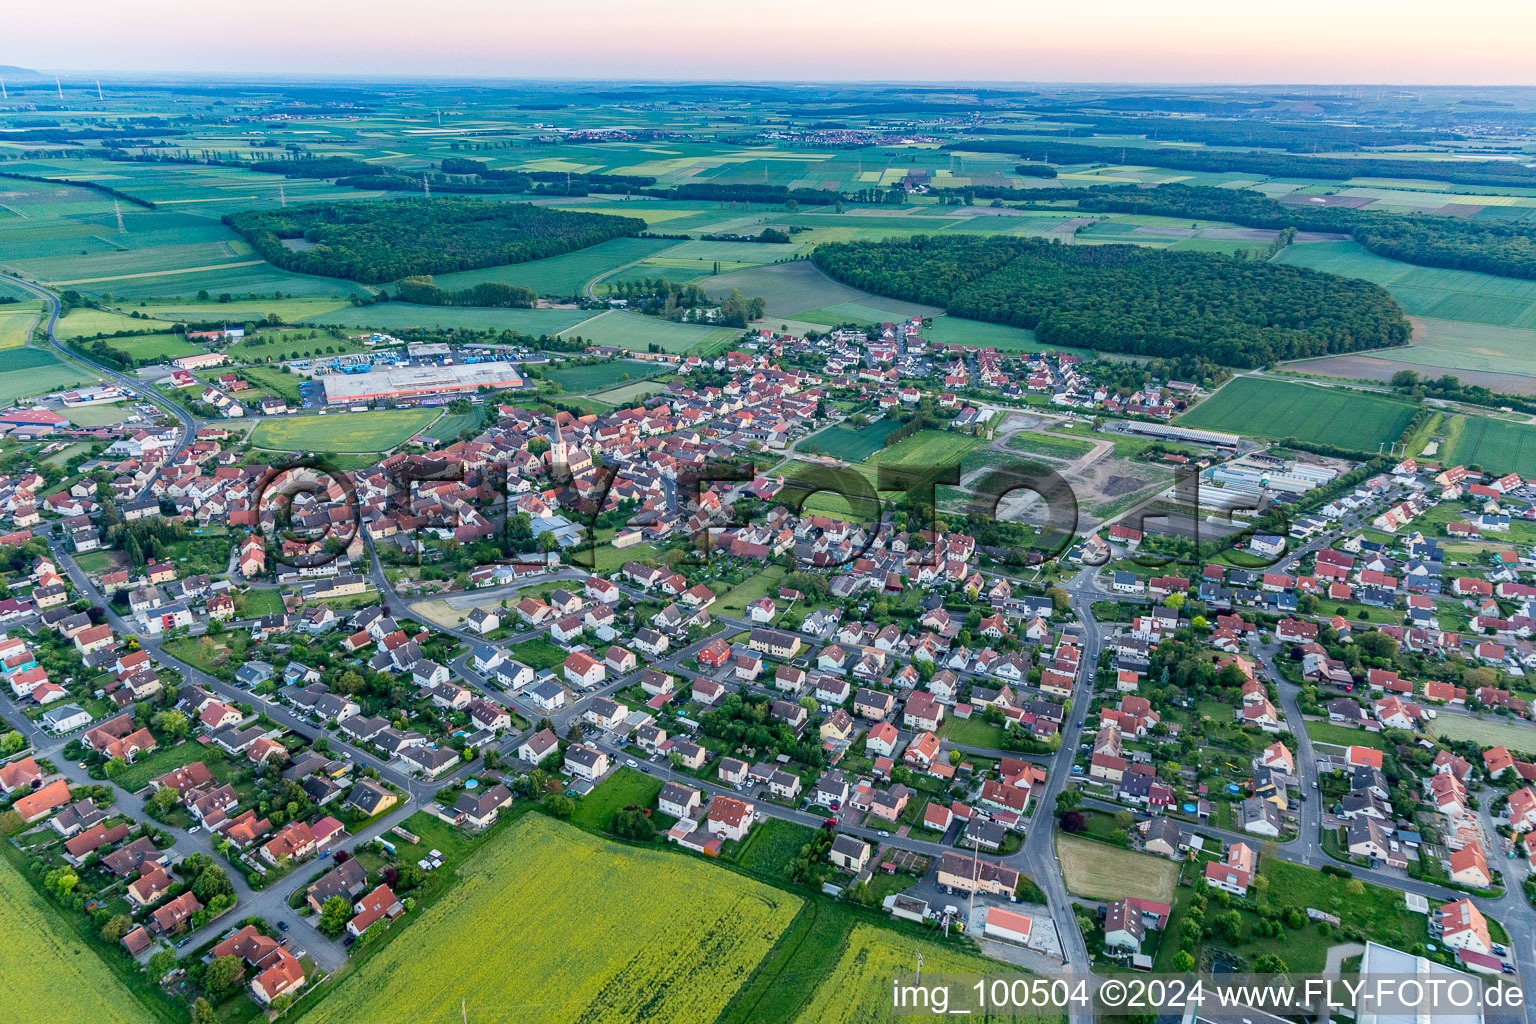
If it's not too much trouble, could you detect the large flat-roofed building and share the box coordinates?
[321,362,525,405]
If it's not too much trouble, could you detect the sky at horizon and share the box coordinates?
[6,0,1536,86]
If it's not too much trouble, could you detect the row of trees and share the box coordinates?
[944,138,1536,190]
[811,235,1410,367]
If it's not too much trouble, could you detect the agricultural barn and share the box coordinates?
[322,363,526,405]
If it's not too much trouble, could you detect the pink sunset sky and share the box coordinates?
[6,0,1535,84]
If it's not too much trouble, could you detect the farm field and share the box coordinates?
[1441,413,1536,478]
[787,429,985,521]
[237,365,305,403]
[1431,712,1536,755]
[430,236,676,297]
[800,419,903,462]
[1274,241,1536,331]
[0,349,94,405]
[248,409,439,453]
[589,378,675,405]
[793,301,928,327]
[544,358,657,393]
[922,315,1041,352]
[101,333,201,363]
[0,853,166,1024]
[304,814,802,1024]
[557,309,737,354]
[787,923,1036,1024]
[51,307,163,339]
[703,261,941,320]
[0,303,41,349]
[1055,835,1178,902]
[1177,376,1418,449]
[303,303,592,336]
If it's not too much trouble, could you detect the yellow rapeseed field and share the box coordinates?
[0,856,156,1024]
[307,814,802,1024]
[791,924,1044,1024]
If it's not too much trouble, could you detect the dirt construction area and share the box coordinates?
[955,411,1171,530]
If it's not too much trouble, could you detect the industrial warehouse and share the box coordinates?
[320,361,526,405]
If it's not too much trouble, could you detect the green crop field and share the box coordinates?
[0,349,94,405]
[103,333,201,363]
[800,420,903,462]
[787,923,1036,1024]
[0,853,167,1024]
[304,814,802,1024]
[249,409,439,453]
[1275,241,1536,331]
[1442,413,1536,478]
[589,378,674,406]
[702,261,941,320]
[1391,318,1536,380]
[922,315,1042,352]
[1177,376,1418,449]
[656,239,803,264]
[52,307,164,339]
[0,305,41,350]
[304,304,592,335]
[557,310,738,354]
[1432,713,1536,756]
[237,365,305,402]
[544,359,657,393]
[430,236,676,297]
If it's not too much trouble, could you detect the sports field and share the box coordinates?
[0,349,93,405]
[0,853,164,1024]
[1442,413,1536,478]
[305,814,802,1024]
[1056,834,1179,903]
[557,310,737,354]
[249,409,439,453]
[1275,241,1536,331]
[1177,376,1418,449]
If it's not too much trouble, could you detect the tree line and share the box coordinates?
[943,138,1536,190]
[933,181,1536,281]
[811,235,1410,367]
[224,199,647,285]
[391,277,538,308]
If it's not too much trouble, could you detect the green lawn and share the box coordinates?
[1304,720,1387,750]
[939,715,1009,748]
[114,742,232,792]
[544,359,658,393]
[568,767,664,832]
[510,637,569,671]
